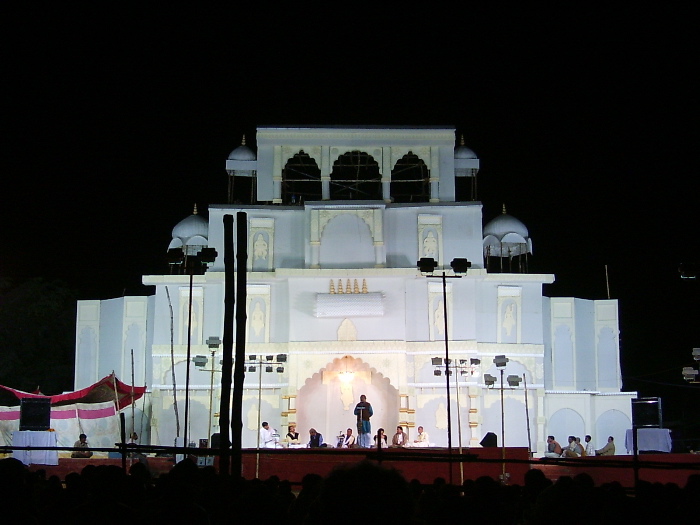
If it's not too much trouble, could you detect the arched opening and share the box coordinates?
[330,151,381,200]
[296,356,399,445]
[282,151,322,204]
[391,152,430,202]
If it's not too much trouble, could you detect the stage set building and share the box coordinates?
[74,127,636,454]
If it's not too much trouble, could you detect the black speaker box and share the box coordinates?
[19,398,51,431]
[480,431,498,447]
[632,397,662,428]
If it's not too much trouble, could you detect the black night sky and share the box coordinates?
[3,7,698,438]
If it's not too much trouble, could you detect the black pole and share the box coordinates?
[442,272,453,485]
[119,412,127,473]
[231,211,248,478]
[219,215,235,476]
[183,270,194,451]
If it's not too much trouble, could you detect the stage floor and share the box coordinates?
[16,448,700,488]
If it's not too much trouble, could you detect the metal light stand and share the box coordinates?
[418,257,471,485]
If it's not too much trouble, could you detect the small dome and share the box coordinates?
[454,134,477,159]
[171,205,208,245]
[227,135,256,161]
[483,205,528,238]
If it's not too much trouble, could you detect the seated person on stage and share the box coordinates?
[596,436,615,456]
[575,437,585,456]
[373,428,388,448]
[286,424,299,443]
[584,435,595,456]
[562,435,581,457]
[391,426,408,447]
[413,426,430,447]
[308,428,326,448]
[71,433,93,458]
[341,428,356,448]
[543,435,563,458]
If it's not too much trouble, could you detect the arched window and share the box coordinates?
[282,151,322,204]
[391,152,429,203]
[330,151,381,200]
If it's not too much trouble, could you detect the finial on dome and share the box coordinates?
[241,135,246,146]
[460,134,465,146]
[502,204,507,214]
[193,204,198,215]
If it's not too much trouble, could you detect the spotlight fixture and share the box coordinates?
[493,355,508,368]
[248,355,257,361]
[434,369,442,376]
[265,355,274,361]
[432,357,443,366]
[450,258,472,274]
[682,367,698,382]
[248,365,256,373]
[484,374,497,386]
[470,358,481,366]
[206,336,221,348]
[265,365,273,373]
[507,375,522,387]
[276,366,284,373]
[193,355,208,367]
[417,257,438,274]
[276,354,287,362]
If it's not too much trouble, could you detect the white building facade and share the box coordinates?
[74,127,635,454]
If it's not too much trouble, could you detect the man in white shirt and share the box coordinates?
[413,426,430,447]
[584,435,595,456]
[260,422,279,448]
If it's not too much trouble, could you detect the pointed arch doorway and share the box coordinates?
[296,356,399,446]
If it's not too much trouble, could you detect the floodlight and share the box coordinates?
[265,365,273,373]
[445,370,453,376]
[471,358,481,366]
[206,336,221,348]
[432,357,443,366]
[265,355,274,361]
[484,374,497,386]
[417,258,438,274]
[493,355,508,368]
[277,354,287,362]
[276,366,284,373]
[193,355,208,367]
[507,375,521,387]
[199,247,218,263]
[247,365,256,373]
[434,370,442,376]
[682,367,698,382]
[450,258,472,274]
[693,348,700,361]
[248,355,257,361]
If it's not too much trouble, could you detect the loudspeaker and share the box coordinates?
[632,397,662,428]
[19,398,51,431]
[480,432,498,447]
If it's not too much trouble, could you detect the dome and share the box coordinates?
[227,135,256,161]
[483,205,529,238]
[171,205,208,245]
[454,134,477,159]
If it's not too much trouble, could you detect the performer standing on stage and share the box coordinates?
[354,394,373,448]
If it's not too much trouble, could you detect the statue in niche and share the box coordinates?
[251,302,265,337]
[246,404,258,430]
[503,303,515,336]
[435,402,447,429]
[340,381,354,410]
[434,299,445,336]
[338,318,357,341]
[253,233,268,261]
[423,231,437,258]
